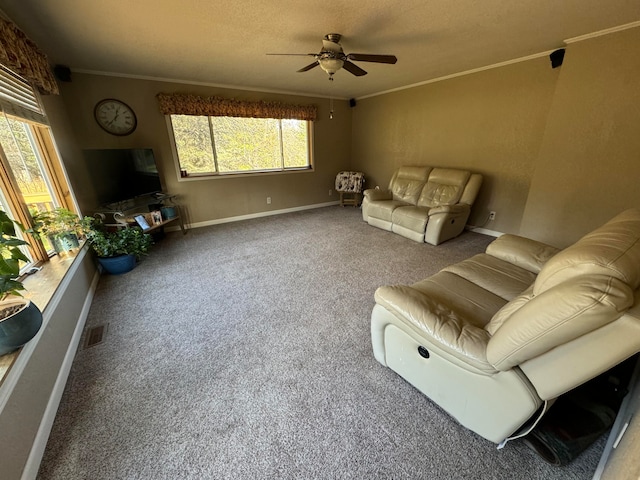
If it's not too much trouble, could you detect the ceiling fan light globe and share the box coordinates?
[319,57,344,75]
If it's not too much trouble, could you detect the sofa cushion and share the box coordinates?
[442,253,537,302]
[390,166,432,204]
[417,168,471,208]
[411,271,508,329]
[366,200,410,222]
[391,205,431,233]
[535,208,640,294]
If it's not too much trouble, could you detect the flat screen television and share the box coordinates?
[82,148,163,206]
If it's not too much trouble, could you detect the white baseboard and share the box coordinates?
[167,201,340,231]
[466,226,503,237]
[21,266,101,480]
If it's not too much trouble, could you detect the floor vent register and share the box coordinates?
[84,324,108,349]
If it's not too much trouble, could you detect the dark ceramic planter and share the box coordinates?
[97,254,136,275]
[0,300,43,356]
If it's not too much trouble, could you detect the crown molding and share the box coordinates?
[564,20,640,44]
[70,68,348,101]
[356,50,556,100]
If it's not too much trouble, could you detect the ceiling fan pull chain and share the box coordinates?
[329,97,334,120]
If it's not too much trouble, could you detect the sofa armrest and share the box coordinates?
[486,234,560,274]
[363,188,392,202]
[428,204,470,216]
[374,285,494,372]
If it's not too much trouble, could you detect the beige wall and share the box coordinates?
[41,94,99,214]
[55,74,351,224]
[520,27,640,247]
[352,26,640,247]
[351,57,560,232]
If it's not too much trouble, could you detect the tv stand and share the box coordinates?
[95,193,186,234]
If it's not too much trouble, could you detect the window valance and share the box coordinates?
[156,93,317,121]
[0,17,59,95]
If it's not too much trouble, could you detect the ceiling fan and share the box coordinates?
[267,33,397,81]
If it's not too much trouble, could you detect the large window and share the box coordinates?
[169,115,311,177]
[0,65,76,264]
[157,93,317,179]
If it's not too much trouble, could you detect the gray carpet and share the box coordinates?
[38,206,605,479]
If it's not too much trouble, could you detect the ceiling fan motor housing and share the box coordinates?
[324,33,342,43]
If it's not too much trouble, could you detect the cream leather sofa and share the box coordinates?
[371,208,640,444]
[362,166,482,245]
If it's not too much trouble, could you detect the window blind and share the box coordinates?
[0,65,47,124]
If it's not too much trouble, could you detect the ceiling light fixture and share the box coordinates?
[318,54,344,81]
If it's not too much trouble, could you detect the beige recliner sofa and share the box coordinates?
[371,208,640,444]
[362,166,483,245]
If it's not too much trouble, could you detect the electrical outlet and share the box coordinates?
[329,189,332,196]
[489,211,496,221]
[266,197,272,205]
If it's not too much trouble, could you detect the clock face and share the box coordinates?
[94,99,137,136]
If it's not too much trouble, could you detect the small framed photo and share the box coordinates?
[134,214,150,230]
[150,210,163,225]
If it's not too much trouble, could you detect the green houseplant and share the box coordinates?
[0,210,43,355]
[29,207,85,255]
[83,216,153,274]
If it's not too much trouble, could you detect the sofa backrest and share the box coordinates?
[459,173,483,206]
[486,208,640,372]
[535,208,640,293]
[388,166,431,204]
[417,168,471,208]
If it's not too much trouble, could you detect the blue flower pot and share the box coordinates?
[0,300,43,356]
[97,254,136,275]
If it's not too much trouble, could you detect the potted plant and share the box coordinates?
[29,207,85,255]
[83,217,153,275]
[0,210,42,356]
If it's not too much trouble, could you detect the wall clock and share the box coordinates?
[94,98,137,136]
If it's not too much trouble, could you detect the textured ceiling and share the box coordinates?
[1,0,639,99]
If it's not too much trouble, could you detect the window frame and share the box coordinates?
[0,66,79,263]
[165,115,315,181]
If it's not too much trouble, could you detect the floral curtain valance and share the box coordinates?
[0,17,59,95]
[156,93,317,121]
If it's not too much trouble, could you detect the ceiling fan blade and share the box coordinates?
[347,53,397,64]
[297,61,320,73]
[266,53,318,57]
[342,61,367,77]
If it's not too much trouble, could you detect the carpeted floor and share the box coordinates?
[37,206,605,479]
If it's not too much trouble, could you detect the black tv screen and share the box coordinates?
[82,148,162,206]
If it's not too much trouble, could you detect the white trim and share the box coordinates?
[466,226,503,237]
[167,201,340,231]
[71,68,348,100]
[356,50,557,100]
[564,20,640,44]
[21,267,100,480]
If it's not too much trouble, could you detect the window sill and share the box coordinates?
[0,244,86,386]
[176,166,315,182]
